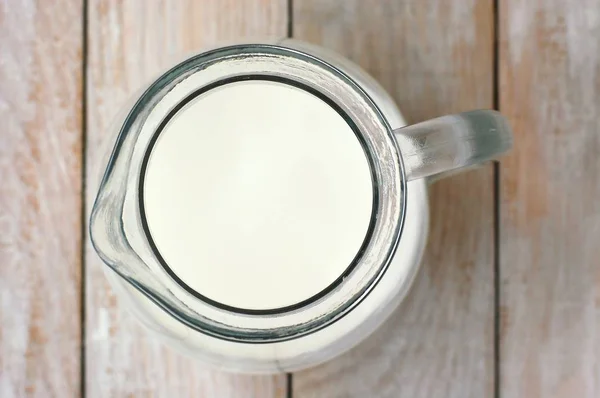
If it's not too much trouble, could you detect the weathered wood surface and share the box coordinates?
[84,1,287,397]
[0,1,83,397]
[499,1,600,397]
[3,0,600,397]
[292,1,495,397]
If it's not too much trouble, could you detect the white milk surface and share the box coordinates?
[143,80,374,310]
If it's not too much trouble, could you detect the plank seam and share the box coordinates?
[493,0,501,397]
[80,0,89,396]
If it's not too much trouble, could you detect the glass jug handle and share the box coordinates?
[394,110,513,181]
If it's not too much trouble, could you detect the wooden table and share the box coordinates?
[1,1,599,397]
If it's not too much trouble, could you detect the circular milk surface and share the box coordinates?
[142,80,373,311]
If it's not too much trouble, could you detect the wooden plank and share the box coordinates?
[500,1,600,397]
[0,1,83,397]
[292,1,495,397]
[85,1,287,397]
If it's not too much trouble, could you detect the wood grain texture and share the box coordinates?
[85,1,287,397]
[0,1,83,397]
[500,1,600,397]
[293,1,495,397]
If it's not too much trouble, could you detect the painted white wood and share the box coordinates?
[4,1,599,397]
[85,1,288,396]
[500,1,600,396]
[0,1,83,397]
[293,1,495,397]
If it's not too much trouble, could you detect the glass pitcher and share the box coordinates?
[90,39,512,373]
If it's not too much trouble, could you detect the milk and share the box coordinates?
[142,80,374,311]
